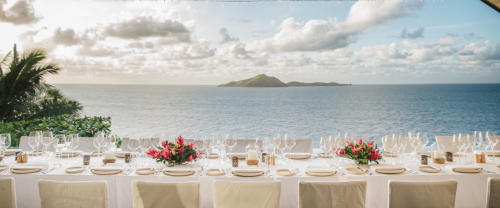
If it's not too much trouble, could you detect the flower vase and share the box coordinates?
[355,159,369,166]
[165,161,191,168]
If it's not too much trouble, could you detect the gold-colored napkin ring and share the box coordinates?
[317,153,330,158]
[163,170,195,176]
[276,169,295,176]
[91,152,103,157]
[11,168,42,174]
[28,151,43,156]
[206,168,225,176]
[305,170,336,177]
[91,169,122,175]
[419,165,440,173]
[136,168,155,175]
[65,166,85,174]
[207,153,219,159]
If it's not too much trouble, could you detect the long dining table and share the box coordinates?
[0,152,499,208]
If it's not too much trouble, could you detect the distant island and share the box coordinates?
[218,74,351,87]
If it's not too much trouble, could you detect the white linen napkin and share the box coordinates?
[285,153,312,159]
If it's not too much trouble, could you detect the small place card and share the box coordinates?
[83,154,91,166]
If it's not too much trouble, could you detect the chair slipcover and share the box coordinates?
[0,178,16,208]
[288,138,313,153]
[121,138,159,152]
[213,181,281,208]
[132,181,199,208]
[227,139,264,153]
[491,136,500,150]
[389,180,457,208]
[76,137,96,152]
[38,180,108,208]
[435,136,459,152]
[18,136,36,151]
[299,181,366,208]
[487,177,500,208]
[184,139,207,150]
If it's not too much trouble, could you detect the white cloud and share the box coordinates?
[0,0,39,25]
[219,27,238,43]
[247,0,423,53]
[104,16,191,41]
[400,27,424,39]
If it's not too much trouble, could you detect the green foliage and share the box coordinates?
[0,114,111,147]
[0,44,82,121]
[29,89,83,119]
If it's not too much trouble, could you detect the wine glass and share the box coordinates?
[225,136,237,153]
[29,131,43,152]
[319,137,326,153]
[272,136,282,159]
[68,134,80,151]
[286,138,296,153]
[41,131,53,155]
[126,139,140,154]
[93,134,106,153]
[0,134,11,150]
[54,134,67,153]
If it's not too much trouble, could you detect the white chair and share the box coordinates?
[299,181,366,208]
[435,136,459,152]
[76,137,97,152]
[132,181,199,208]
[18,136,33,151]
[227,139,264,153]
[184,139,206,150]
[487,177,500,208]
[38,180,108,208]
[0,178,16,208]
[121,138,159,152]
[388,180,457,208]
[214,181,281,208]
[289,138,313,153]
[491,136,500,150]
[19,136,55,152]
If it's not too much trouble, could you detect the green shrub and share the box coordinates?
[0,114,111,147]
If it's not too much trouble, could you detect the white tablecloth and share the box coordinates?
[1,155,499,208]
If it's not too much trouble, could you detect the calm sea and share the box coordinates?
[56,84,500,145]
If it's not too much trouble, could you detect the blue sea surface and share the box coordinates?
[57,84,500,145]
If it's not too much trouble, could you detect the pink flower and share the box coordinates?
[161,141,167,148]
[177,136,184,145]
[178,148,185,154]
[338,149,345,155]
[359,139,363,145]
[352,148,359,155]
[188,143,194,149]
[147,149,158,157]
[370,149,375,153]
[187,155,193,162]
[368,141,374,146]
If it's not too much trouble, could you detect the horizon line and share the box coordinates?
[51,82,500,86]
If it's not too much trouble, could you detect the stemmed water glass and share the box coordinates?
[93,134,107,153]
[54,134,67,153]
[272,136,282,159]
[319,137,327,153]
[29,131,42,152]
[225,136,237,154]
[41,131,53,156]
[0,133,11,151]
[68,134,80,151]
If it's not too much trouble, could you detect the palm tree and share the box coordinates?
[0,44,60,121]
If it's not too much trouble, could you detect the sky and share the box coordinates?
[0,0,499,85]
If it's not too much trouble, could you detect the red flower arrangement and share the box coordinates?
[147,136,199,166]
[337,139,382,165]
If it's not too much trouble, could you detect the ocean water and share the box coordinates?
[56,84,500,145]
